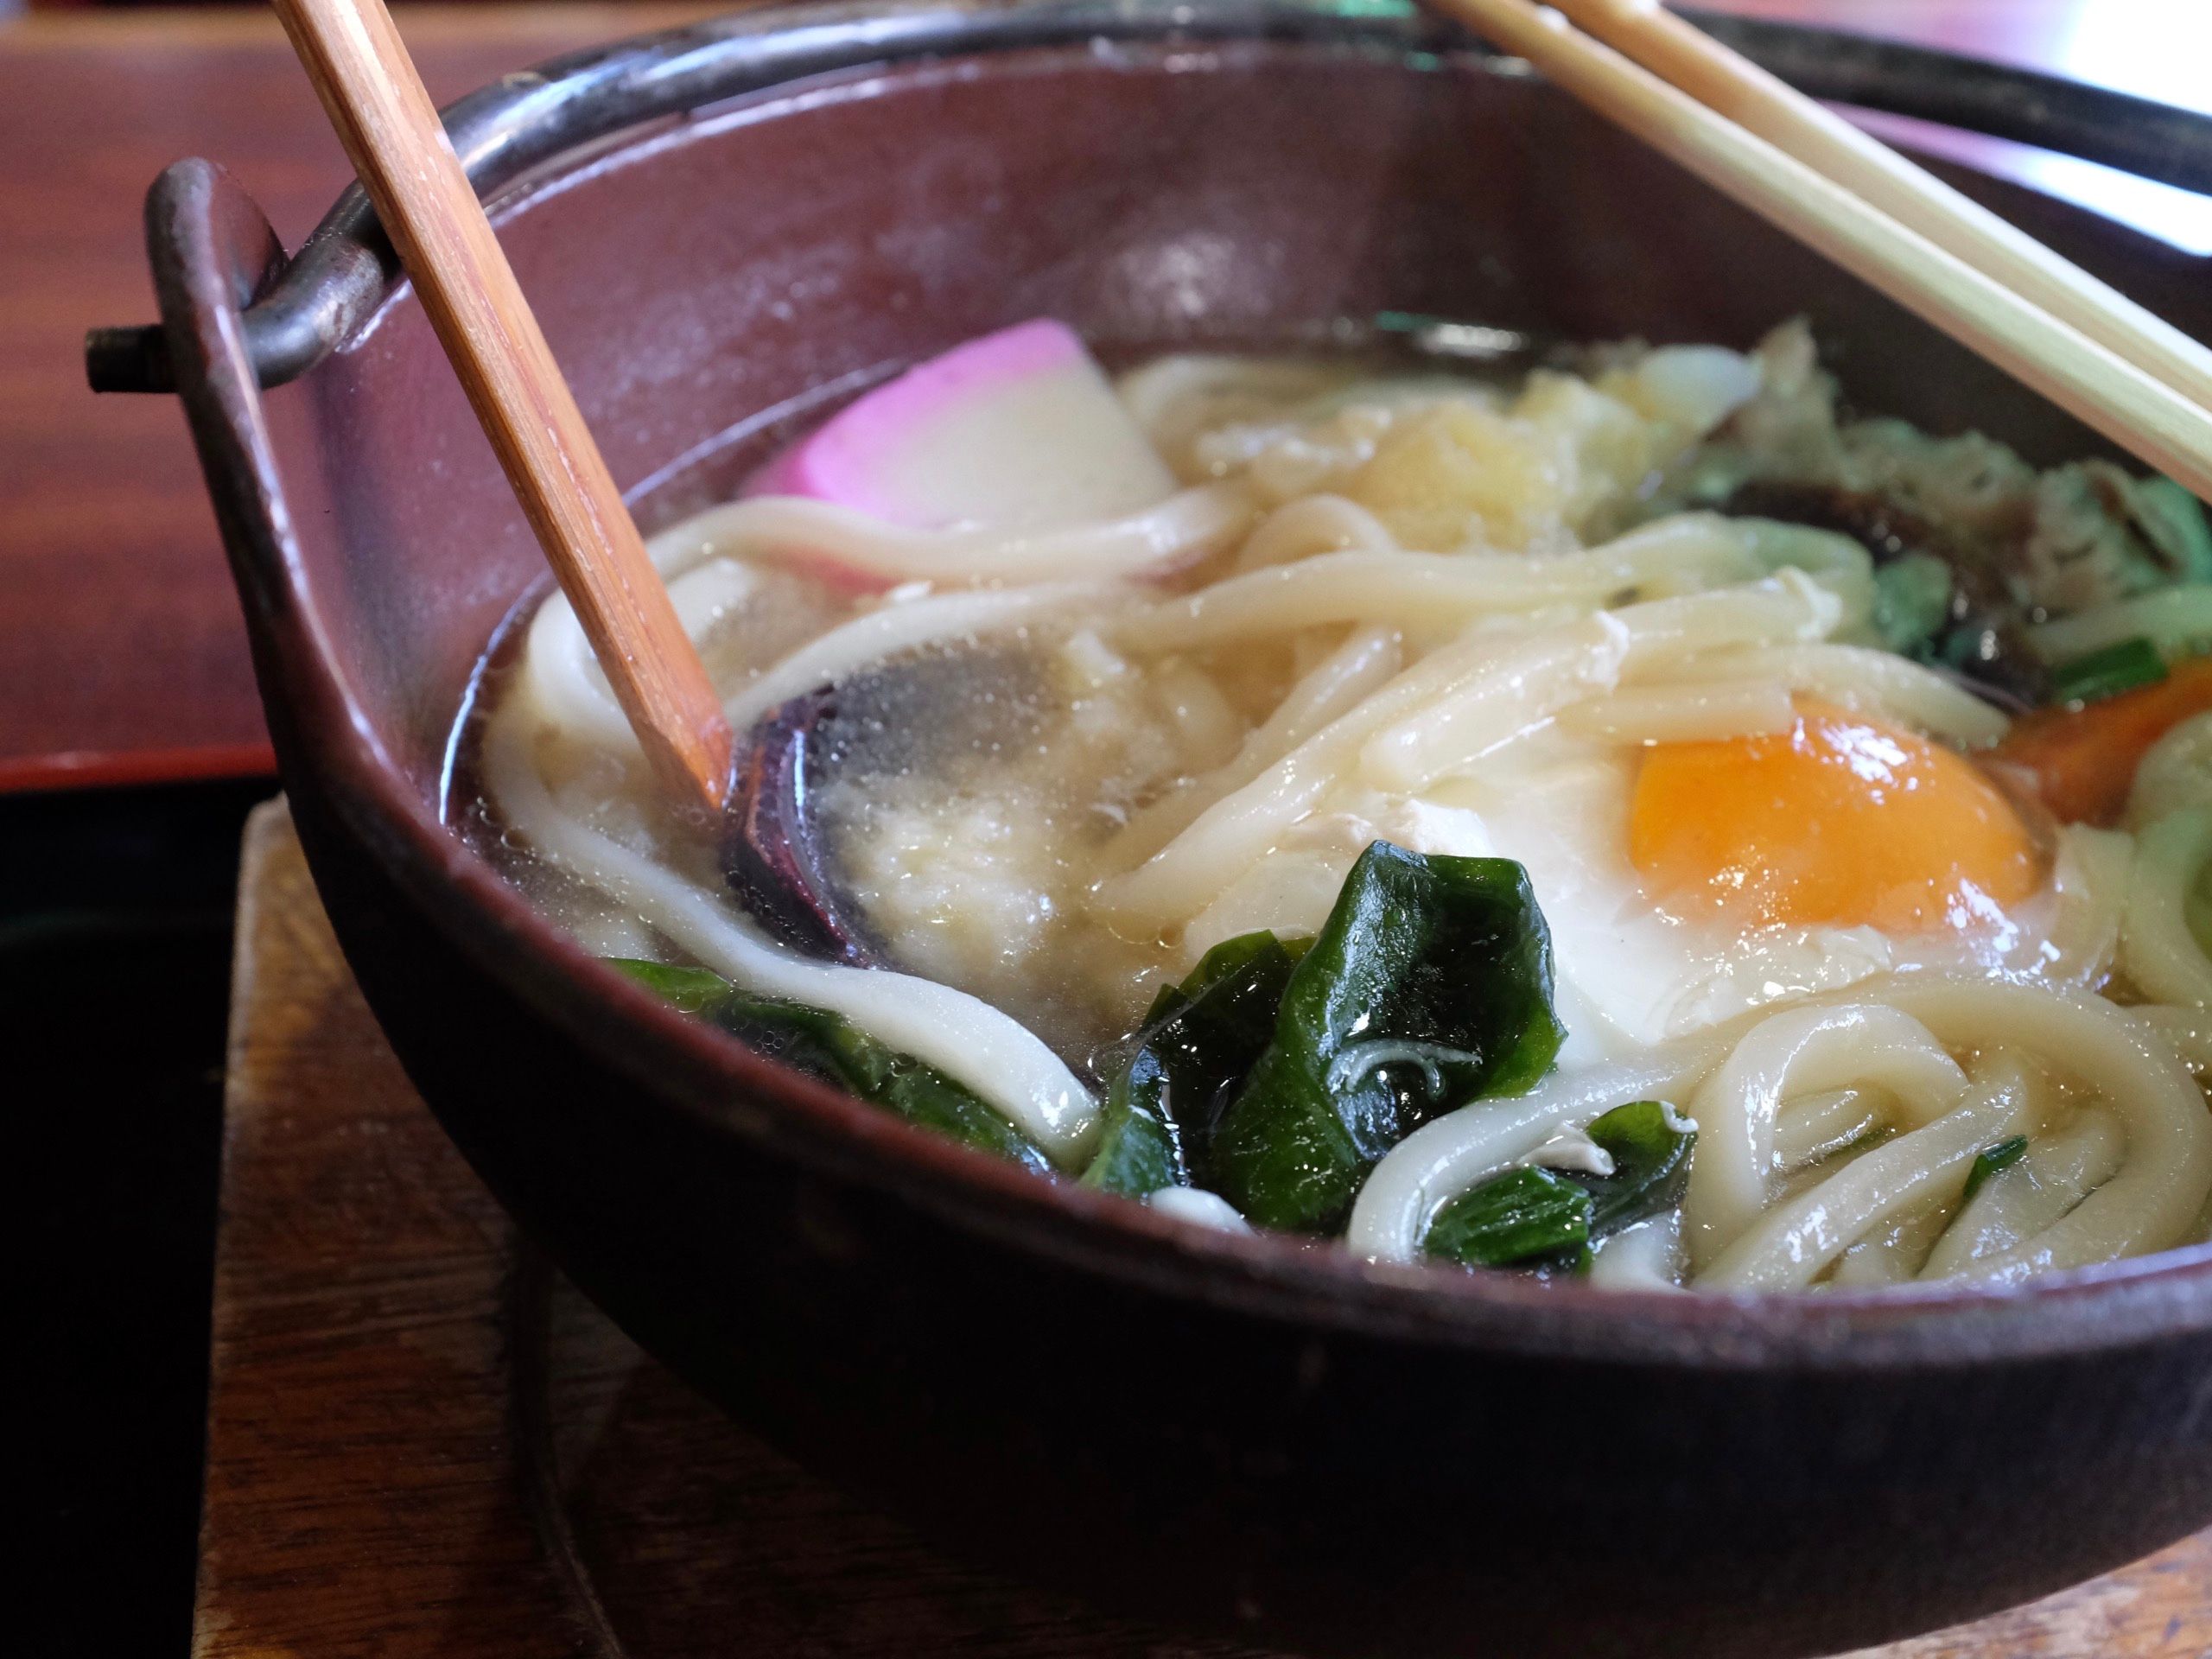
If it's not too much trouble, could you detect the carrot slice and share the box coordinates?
[1990,657,2212,825]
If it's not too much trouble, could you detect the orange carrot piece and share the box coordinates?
[1991,657,2212,825]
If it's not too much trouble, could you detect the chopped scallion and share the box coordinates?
[2050,636,2166,705]
[1961,1135,2030,1204]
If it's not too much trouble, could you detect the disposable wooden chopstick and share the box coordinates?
[1548,0,2212,417]
[1423,0,2212,504]
[272,0,735,816]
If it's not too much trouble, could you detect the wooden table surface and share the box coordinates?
[1,0,2202,791]
[209,797,2212,1659]
[0,4,718,791]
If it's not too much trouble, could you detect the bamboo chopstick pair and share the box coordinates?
[1430,0,2212,501]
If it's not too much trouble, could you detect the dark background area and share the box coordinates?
[12,779,267,1657]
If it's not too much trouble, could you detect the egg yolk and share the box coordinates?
[1628,703,2041,932]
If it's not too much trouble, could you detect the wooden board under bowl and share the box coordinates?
[197,798,2212,1659]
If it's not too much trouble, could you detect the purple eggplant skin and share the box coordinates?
[721,687,885,969]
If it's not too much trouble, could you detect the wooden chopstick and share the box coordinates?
[1548,0,2212,416]
[1424,0,2212,502]
[274,0,735,816]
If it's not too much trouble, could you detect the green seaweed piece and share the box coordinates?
[1426,1166,1592,1272]
[607,957,1052,1173]
[1082,931,1307,1198]
[1421,1100,1696,1274]
[1575,1100,1699,1236]
[1211,842,1564,1233]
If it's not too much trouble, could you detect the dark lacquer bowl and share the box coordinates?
[97,3,2212,1653]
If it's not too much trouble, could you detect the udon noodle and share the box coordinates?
[468,316,2212,1291]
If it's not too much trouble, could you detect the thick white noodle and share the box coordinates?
[1230,494,1399,573]
[1115,353,1357,464]
[1700,1065,2030,1291]
[1357,613,1636,791]
[1360,575,1841,794]
[1829,1195,1954,1287]
[722,582,1128,733]
[1920,1109,2126,1280]
[1681,1005,1970,1268]
[1150,660,1244,762]
[2129,710,2212,826]
[1608,570,1844,675]
[2138,1004,2212,1073]
[1735,516,1876,602]
[1589,1215,1685,1291]
[1560,680,1796,746]
[2031,583,2212,663]
[1145,1187,1253,1232]
[654,483,1255,586]
[2121,809,2212,1007]
[1643,642,2011,746]
[1097,573,1838,931]
[481,705,1097,1163]
[523,552,1122,761]
[1346,1037,1730,1263]
[2040,825,2133,988]
[1120,514,1767,649]
[523,557,762,754]
[1770,1087,1886,1173]
[1096,610,1618,929]
[1176,850,1357,969]
[1105,625,1402,870]
[1865,978,2212,1282]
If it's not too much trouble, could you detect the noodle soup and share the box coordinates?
[463,316,2212,1291]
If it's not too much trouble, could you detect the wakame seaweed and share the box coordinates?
[1579,1100,1699,1236]
[1426,1166,1593,1272]
[1081,931,1308,1198]
[1424,1100,1697,1273]
[607,957,1052,1172]
[1210,841,1565,1232]
[609,841,1564,1225]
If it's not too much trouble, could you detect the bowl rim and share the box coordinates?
[135,0,2212,1372]
[88,0,2212,398]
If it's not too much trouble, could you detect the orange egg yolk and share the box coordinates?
[1628,703,2042,932]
